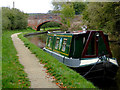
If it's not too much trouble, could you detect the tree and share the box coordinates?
[82,2,120,34]
[52,1,86,15]
[73,2,86,15]
[52,1,63,10]
[60,4,75,30]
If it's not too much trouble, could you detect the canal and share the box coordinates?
[26,33,120,89]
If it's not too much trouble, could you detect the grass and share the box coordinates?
[19,32,96,88]
[2,28,53,88]
[2,29,34,88]
[40,27,60,31]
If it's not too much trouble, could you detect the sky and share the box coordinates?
[1,0,119,13]
[1,0,53,13]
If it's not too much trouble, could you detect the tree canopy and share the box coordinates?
[73,2,86,15]
[52,1,86,15]
[82,2,120,34]
[60,4,75,30]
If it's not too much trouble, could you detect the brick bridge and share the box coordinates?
[28,13,62,31]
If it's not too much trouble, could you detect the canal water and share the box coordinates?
[26,33,47,49]
[26,33,120,89]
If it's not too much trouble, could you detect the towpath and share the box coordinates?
[11,33,59,88]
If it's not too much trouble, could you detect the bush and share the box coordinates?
[2,7,28,30]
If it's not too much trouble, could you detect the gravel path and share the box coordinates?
[11,33,59,88]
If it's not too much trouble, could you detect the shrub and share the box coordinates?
[2,7,28,30]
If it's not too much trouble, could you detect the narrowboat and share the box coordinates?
[43,30,119,81]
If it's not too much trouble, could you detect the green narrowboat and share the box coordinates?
[43,30,119,80]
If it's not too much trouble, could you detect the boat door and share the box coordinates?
[81,31,112,58]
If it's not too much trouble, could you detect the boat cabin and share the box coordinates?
[45,30,112,59]
[44,30,118,80]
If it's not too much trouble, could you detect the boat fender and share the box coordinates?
[48,31,50,33]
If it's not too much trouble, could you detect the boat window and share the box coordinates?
[48,37,51,48]
[55,38,60,49]
[59,38,63,50]
[46,37,49,45]
[62,38,67,51]
[83,37,86,44]
[86,35,96,55]
[98,35,108,56]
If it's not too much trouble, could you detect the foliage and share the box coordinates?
[2,30,31,88]
[69,22,82,31]
[41,22,61,28]
[18,32,96,88]
[60,24,68,31]
[82,2,120,34]
[72,2,86,15]
[2,7,28,30]
[52,1,86,31]
[41,27,61,31]
[52,1,64,11]
[61,4,75,19]
[52,1,86,15]
[60,4,75,30]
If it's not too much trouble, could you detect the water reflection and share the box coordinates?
[110,43,120,90]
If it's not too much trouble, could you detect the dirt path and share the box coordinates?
[11,33,59,88]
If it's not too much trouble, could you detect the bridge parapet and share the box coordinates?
[38,19,61,24]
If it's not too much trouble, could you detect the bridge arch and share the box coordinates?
[36,20,63,31]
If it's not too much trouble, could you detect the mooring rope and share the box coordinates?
[83,55,110,77]
[83,58,100,77]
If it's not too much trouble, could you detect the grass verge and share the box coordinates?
[18,32,96,88]
[2,30,33,88]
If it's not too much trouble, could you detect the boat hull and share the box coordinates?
[73,61,118,81]
[43,47,119,81]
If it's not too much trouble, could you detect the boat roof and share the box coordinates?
[48,30,103,35]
